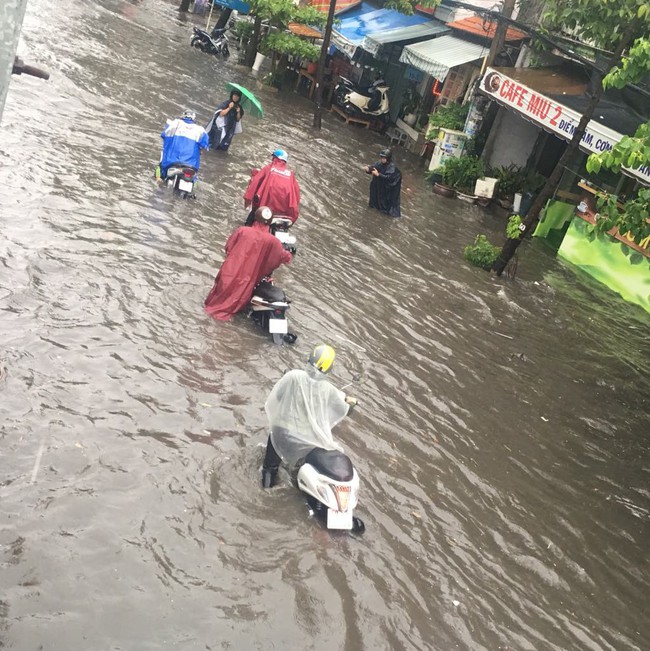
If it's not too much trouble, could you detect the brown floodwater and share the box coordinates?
[1,1,649,649]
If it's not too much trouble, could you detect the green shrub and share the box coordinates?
[492,164,527,200]
[232,20,254,42]
[506,214,522,239]
[464,235,501,270]
[262,32,320,61]
[428,104,469,131]
[435,155,486,192]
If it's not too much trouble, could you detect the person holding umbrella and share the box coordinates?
[205,83,264,153]
[206,89,244,151]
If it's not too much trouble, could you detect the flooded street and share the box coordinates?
[1,0,649,649]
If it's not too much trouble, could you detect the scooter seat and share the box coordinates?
[304,448,353,482]
[254,281,286,303]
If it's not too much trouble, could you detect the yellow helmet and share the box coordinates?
[308,344,336,374]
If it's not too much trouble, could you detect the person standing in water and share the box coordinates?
[364,148,402,218]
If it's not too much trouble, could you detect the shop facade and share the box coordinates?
[479,66,650,313]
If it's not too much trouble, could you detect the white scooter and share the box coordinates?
[297,446,363,532]
[335,76,390,121]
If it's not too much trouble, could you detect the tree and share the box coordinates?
[492,0,650,275]
[584,36,650,245]
[244,0,325,68]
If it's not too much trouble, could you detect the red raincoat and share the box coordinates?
[243,160,301,222]
[204,221,292,321]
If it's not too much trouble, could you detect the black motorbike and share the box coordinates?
[249,279,296,345]
[190,26,230,58]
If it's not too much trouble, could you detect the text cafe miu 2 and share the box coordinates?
[496,78,614,152]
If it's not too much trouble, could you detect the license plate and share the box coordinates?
[327,508,353,530]
[179,179,194,192]
[269,318,288,334]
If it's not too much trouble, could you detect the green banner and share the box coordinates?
[558,217,650,314]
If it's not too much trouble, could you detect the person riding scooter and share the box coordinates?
[261,344,357,488]
[156,109,209,181]
[243,149,301,225]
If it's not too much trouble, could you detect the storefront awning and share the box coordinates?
[479,66,650,187]
[310,0,361,14]
[288,23,322,39]
[399,35,487,81]
[213,0,250,14]
[362,20,450,56]
[448,16,528,42]
[331,2,438,59]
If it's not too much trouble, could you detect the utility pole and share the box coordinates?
[312,0,337,129]
[0,0,29,124]
[486,0,516,67]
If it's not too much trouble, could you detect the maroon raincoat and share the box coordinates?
[204,221,292,321]
[243,160,301,222]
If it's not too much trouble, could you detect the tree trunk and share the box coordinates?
[179,0,191,12]
[245,15,262,68]
[492,20,639,276]
[215,8,232,30]
[312,0,337,129]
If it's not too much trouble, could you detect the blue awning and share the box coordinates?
[331,3,433,58]
[362,21,450,56]
[214,0,250,15]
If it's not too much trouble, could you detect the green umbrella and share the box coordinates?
[225,82,264,119]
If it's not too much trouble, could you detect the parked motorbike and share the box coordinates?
[334,76,390,120]
[164,165,198,199]
[190,26,230,58]
[249,278,295,345]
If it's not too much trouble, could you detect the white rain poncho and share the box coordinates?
[265,366,350,467]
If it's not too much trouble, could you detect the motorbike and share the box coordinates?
[297,446,364,533]
[164,165,198,199]
[334,76,390,120]
[190,25,230,58]
[270,216,297,255]
[249,278,295,345]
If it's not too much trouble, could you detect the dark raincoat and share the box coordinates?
[204,221,292,321]
[243,160,301,222]
[205,95,244,151]
[366,159,402,218]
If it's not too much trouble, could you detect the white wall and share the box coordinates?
[483,106,540,169]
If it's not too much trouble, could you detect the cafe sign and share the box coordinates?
[480,67,650,187]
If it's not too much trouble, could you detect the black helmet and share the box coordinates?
[379,148,392,160]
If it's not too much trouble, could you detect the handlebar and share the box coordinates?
[12,57,50,80]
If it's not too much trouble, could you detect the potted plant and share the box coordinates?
[426,103,469,139]
[492,164,527,209]
[253,35,272,71]
[437,155,486,203]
